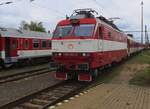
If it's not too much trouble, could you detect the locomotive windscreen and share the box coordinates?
[53,24,95,38]
[74,24,94,37]
[53,25,72,38]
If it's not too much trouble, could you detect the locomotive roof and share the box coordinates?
[0,27,52,39]
[97,16,121,31]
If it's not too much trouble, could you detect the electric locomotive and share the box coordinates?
[51,9,142,81]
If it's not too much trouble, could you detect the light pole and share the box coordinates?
[141,1,144,44]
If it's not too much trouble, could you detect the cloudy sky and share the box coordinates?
[0,0,149,42]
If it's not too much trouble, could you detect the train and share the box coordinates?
[51,8,144,81]
[0,27,52,68]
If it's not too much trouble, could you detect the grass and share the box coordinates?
[129,50,150,86]
[98,65,122,83]
[127,50,150,64]
[129,67,150,86]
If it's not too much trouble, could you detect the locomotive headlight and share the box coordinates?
[82,53,86,56]
[53,53,62,56]
[82,53,90,56]
[53,53,58,56]
[58,53,62,56]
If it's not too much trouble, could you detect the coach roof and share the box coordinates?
[0,27,52,39]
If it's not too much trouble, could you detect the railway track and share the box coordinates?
[0,67,54,84]
[0,81,89,109]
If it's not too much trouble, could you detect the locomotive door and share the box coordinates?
[98,26,103,51]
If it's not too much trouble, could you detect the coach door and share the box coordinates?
[5,37,11,58]
[10,38,17,57]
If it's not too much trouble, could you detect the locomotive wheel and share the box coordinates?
[0,61,5,68]
[3,63,13,68]
[1,64,5,68]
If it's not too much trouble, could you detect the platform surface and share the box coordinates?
[55,83,150,109]
[55,62,150,109]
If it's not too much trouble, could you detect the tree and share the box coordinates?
[19,21,46,32]
[19,21,29,30]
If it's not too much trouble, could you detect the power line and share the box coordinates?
[0,0,64,18]
[30,3,65,18]
[91,0,113,16]
[124,30,150,33]
[0,0,36,6]
[0,1,13,6]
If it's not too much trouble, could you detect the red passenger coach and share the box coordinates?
[51,9,142,82]
[0,28,52,67]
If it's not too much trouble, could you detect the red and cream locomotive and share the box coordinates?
[0,28,52,68]
[52,9,143,81]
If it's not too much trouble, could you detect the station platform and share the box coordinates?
[54,83,150,109]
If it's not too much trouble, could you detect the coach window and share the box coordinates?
[24,39,29,49]
[42,40,47,48]
[12,39,17,49]
[33,39,39,49]
[16,40,18,49]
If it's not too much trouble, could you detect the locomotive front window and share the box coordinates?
[53,25,72,38]
[74,24,95,37]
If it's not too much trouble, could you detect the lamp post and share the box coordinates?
[141,1,144,44]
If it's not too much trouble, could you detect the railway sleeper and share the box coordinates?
[30,99,48,106]
[32,99,49,104]
[21,102,43,109]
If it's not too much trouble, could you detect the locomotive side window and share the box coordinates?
[53,25,72,38]
[24,39,29,49]
[74,24,95,37]
[108,32,112,38]
[42,40,47,48]
[33,39,39,48]
[99,27,103,38]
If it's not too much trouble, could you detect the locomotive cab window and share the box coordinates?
[33,39,39,48]
[42,40,47,48]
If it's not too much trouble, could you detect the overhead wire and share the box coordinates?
[0,0,65,19]
[30,3,65,19]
